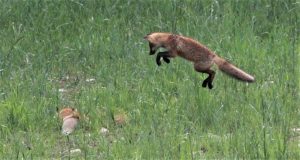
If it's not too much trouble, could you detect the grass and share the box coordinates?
[0,0,299,159]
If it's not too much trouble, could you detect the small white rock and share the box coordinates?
[70,148,81,154]
[100,127,109,135]
[59,88,67,93]
[291,128,300,132]
[86,78,95,82]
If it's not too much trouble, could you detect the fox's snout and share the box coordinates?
[144,33,152,40]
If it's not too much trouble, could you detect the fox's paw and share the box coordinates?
[156,55,162,66]
[156,60,162,66]
[202,80,208,88]
[150,51,155,55]
[163,57,170,63]
[208,83,213,89]
[202,80,213,89]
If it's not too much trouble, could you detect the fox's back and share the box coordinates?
[175,35,215,62]
[145,32,216,62]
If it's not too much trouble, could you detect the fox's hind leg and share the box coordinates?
[200,69,215,89]
[194,63,215,89]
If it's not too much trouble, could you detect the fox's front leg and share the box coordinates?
[156,51,171,66]
[148,43,156,55]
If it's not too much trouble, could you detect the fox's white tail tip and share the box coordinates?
[246,75,255,83]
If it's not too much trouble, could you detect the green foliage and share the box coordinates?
[0,0,299,159]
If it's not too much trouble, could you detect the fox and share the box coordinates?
[144,32,255,89]
[58,107,80,135]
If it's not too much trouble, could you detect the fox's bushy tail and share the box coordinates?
[213,56,255,82]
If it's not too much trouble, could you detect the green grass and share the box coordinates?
[0,0,299,159]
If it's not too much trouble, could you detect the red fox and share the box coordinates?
[144,32,255,89]
[58,107,80,135]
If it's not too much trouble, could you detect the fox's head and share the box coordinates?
[144,32,176,55]
[144,32,168,55]
[144,33,158,55]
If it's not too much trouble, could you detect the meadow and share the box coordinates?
[0,0,299,159]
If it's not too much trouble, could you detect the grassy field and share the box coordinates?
[0,0,299,159]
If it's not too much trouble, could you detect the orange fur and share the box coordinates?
[144,32,254,89]
[59,107,80,120]
[58,107,80,135]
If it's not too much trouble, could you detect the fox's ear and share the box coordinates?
[144,33,152,39]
